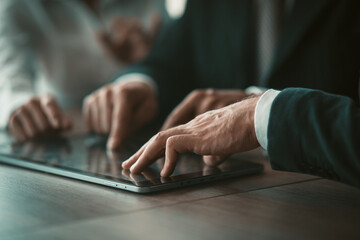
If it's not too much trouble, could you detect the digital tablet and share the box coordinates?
[0,134,263,193]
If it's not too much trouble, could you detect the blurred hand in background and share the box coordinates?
[162,89,253,130]
[96,13,162,64]
[83,80,157,150]
[8,94,72,141]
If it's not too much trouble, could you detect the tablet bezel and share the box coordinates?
[0,153,264,193]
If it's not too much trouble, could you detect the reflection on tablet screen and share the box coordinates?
[0,135,230,187]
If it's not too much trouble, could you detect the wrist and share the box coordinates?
[233,94,262,151]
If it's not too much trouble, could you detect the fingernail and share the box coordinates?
[130,164,137,173]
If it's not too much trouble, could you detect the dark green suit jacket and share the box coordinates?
[268,88,360,188]
[120,0,360,117]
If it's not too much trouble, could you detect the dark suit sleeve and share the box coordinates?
[118,2,196,117]
[267,88,360,187]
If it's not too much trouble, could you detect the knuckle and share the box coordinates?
[166,136,176,148]
[16,106,26,114]
[96,86,107,95]
[153,132,162,141]
[41,96,56,107]
[118,85,131,97]
[154,131,166,142]
[43,100,53,108]
[205,88,215,96]
[84,95,93,105]
[99,88,112,102]
[25,98,39,107]
[103,87,112,98]
[193,114,202,121]
[103,86,112,94]
[191,89,205,98]
[42,94,55,102]
[91,94,100,103]
[89,95,100,104]
[84,94,98,107]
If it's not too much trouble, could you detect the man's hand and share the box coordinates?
[83,81,157,149]
[161,89,252,130]
[8,94,72,141]
[122,95,261,177]
[96,14,162,64]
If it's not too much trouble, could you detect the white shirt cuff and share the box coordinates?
[245,86,268,95]
[114,73,158,93]
[254,89,280,150]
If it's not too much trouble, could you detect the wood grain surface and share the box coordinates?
[1,110,359,240]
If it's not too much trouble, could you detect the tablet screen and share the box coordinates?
[0,134,262,188]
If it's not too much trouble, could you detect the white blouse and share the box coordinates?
[0,0,158,128]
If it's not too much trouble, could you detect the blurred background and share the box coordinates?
[0,0,187,128]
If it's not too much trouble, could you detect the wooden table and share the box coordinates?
[1,111,360,240]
